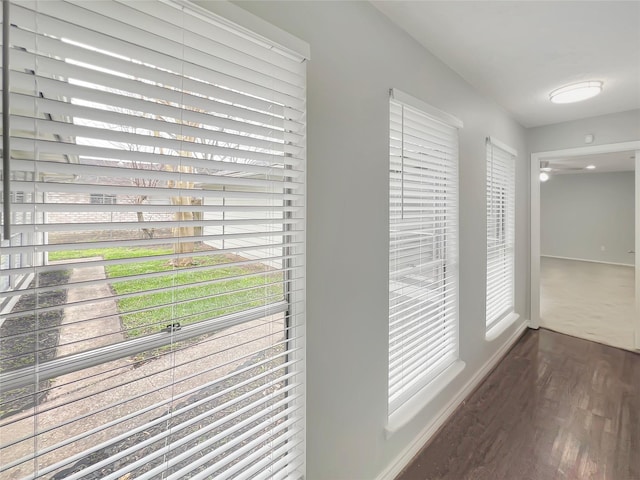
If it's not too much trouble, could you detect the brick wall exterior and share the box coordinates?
[45,192,175,244]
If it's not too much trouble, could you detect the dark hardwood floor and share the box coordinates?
[396,328,640,480]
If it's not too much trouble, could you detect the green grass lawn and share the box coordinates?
[49,246,284,338]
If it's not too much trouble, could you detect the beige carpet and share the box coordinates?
[540,256,637,351]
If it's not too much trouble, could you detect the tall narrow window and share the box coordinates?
[0,1,306,478]
[389,89,461,414]
[486,137,517,333]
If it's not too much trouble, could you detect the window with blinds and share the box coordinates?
[388,89,461,414]
[0,1,306,479]
[486,137,516,332]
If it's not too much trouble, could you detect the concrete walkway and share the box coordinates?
[54,257,123,356]
[49,258,126,402]
[0,260,284,480]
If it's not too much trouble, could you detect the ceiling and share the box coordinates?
[372,1,640,128]
[544,151,636,174]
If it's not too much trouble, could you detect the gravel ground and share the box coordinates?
[0,270,70,419]
[51,343,288,479]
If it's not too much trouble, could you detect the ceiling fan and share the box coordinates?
[539,160,591,173]
[539,160,595,182]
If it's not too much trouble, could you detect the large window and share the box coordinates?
[388,89,461,414]
[486,137,516,332]
[0,1,306,478]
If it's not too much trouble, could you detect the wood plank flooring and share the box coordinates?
[396,329,640,480]
[540,257,636,351]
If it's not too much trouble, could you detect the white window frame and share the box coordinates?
[388,89,463,419]
[485,137,518,337]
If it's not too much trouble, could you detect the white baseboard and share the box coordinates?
[375,321,529,480]
[541,254,634,268]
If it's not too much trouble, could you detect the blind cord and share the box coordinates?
[2,0,11,240]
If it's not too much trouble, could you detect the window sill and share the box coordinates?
[486,311,520,342]
[385,359,466,439]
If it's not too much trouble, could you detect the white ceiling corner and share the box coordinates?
[371,1,640,128]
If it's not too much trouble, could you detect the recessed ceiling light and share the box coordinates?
[585,165,596,170]
[549,81,603,104]
[539,172,550,182]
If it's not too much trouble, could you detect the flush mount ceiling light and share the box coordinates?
[539,172,550,182]
[549,81,603,104]
[586,165,596,170]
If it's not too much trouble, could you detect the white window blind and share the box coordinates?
[486,137,516,331]
[389,89,461,414]
[0,1,306,479]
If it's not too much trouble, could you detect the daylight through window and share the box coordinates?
[0,1,307,478]
[388,89,461,414]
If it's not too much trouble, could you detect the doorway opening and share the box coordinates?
[530,141,640,350]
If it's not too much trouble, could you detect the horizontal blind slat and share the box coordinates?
[11,2,305,109]
[10,137,304,174]
[10,68,302,133]
[10,115,302,165]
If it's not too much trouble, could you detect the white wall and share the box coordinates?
[528,109,640,153]
[200,2,530,479]
[541,171,635,265]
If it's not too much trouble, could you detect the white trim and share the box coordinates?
[385,360,466,438]
[530,140,640,330]
[376,321,528,480]
[533,141,640,159]
[190,0,310,60]
[530,149,541,330]
[541,254,634,268]
[486,136,518,157]
[635,150,640,350]
[486,311,520,341]
[390,88,464,129]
